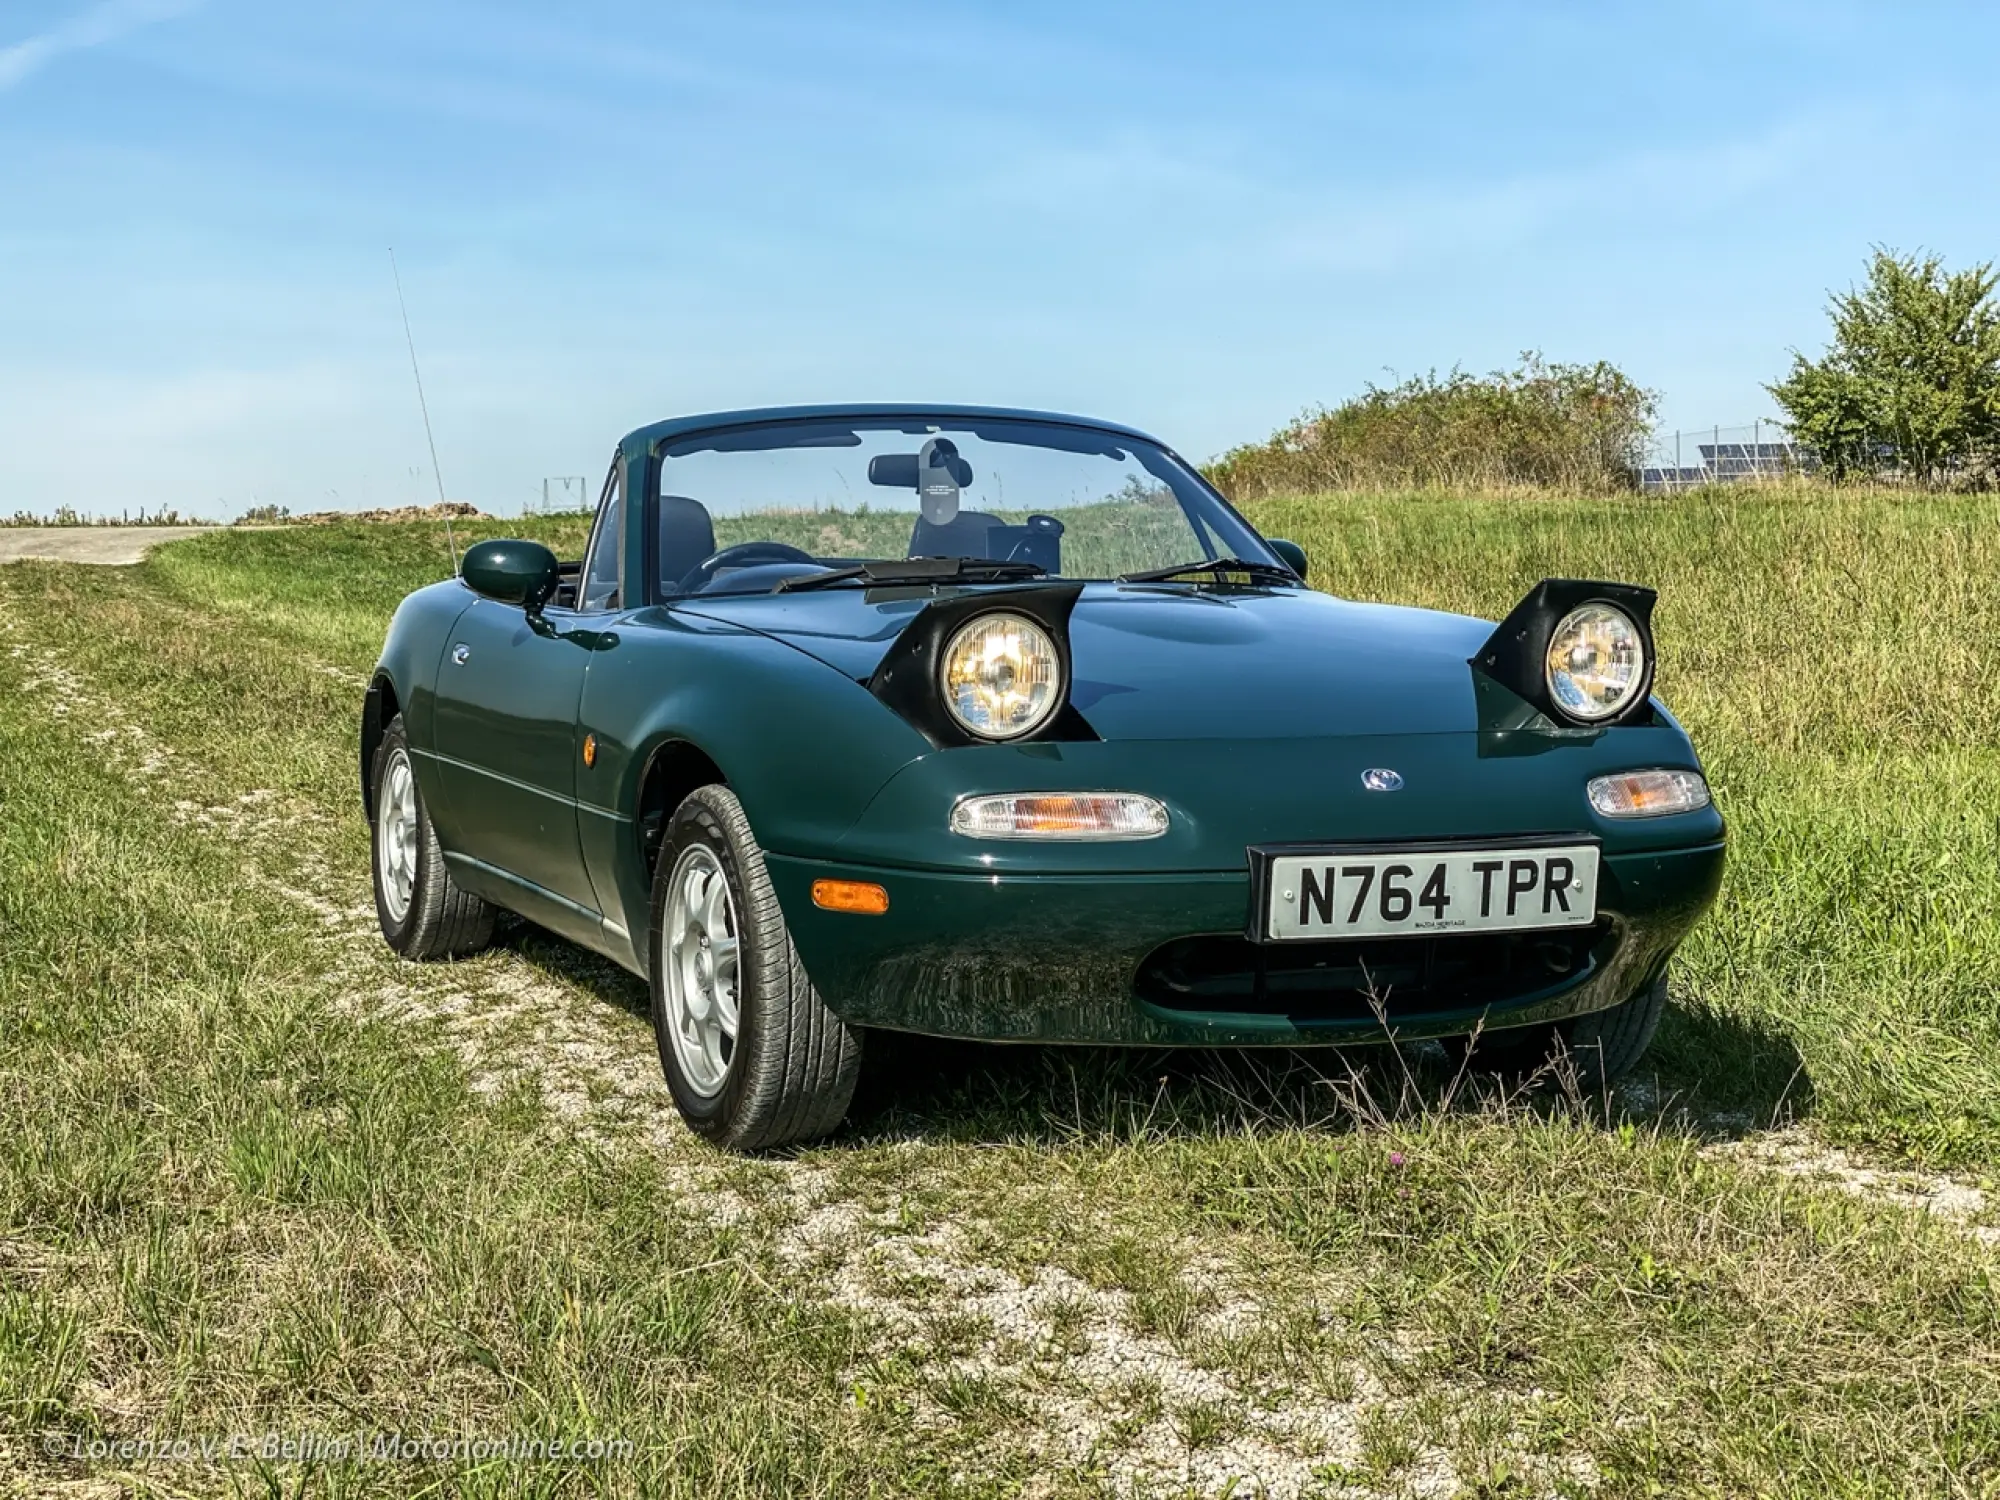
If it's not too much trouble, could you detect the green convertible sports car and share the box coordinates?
[362,404,1724,1149]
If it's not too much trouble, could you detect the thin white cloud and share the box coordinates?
[967,112,1840,285]
[0,0,199,92]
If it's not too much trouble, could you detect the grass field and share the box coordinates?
[2,485,1997,1497]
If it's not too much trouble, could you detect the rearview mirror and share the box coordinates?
[868,446,974,491]
[1267,538,1309,582]
[462,539,560,612]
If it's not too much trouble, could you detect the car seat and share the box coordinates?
[659,494,717,591]
[910,509,1004,560]
[909,510,1063,573]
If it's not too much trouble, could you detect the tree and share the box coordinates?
[1769,249,2000,483]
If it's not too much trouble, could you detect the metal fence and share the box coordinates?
[1638,421,1816,492]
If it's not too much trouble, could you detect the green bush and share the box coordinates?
[1768,248,2000,486]
[1206,353,1656,500]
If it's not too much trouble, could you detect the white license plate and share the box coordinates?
[1264,844,1599,940]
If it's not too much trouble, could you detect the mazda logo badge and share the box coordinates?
[1360,768,1405,792]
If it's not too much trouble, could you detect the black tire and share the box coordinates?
[369,714,495,960]
[1444,974,1669,1090]
[649,784,862,1152]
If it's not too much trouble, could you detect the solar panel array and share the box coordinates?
[1637,429,1817,492]
[1697,442,1812,480]
[1638,466,1711,488]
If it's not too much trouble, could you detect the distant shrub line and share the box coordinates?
[1207,248,2000,501]
[1205,354,1656,501]
[2,505,202,528]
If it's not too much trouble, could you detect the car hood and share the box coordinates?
[675,584,1508,740]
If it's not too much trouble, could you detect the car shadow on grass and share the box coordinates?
[495,921,1812,1153]
[1641,1002,1818,1139]
[844,1000,1815,1152]
[501,920,651,1015]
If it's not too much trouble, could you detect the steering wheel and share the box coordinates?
[676,541,817,594]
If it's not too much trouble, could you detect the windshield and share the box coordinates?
[650,415,1282,598]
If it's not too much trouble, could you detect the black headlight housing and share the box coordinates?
[867,584,1097,749]
[1471,578,1658,728]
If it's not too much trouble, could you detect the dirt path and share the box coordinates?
[0,526,215,565]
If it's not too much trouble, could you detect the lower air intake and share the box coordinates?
[1135,925,1608,1024]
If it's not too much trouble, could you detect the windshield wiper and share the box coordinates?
[774,557,1049,593]
[1117,556,1299,585]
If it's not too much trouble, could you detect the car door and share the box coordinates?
[428,463,626,915]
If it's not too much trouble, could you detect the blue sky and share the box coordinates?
[3,0,1996,519]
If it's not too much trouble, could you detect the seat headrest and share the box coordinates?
[658,494,717,588]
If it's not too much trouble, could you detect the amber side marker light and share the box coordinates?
[812,879,890,914]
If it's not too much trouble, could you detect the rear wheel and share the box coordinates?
[1444,974,1668,1090]
[370,715,495,959]
[649,784,861,1151]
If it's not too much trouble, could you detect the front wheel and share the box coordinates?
[649,784,861,1151]
[369,714,495,959]
[1444,974,1669,1090]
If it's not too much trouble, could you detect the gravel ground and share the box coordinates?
[0,526,214,565]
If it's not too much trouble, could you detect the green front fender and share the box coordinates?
[364,580,472,820]
[573,607,933,964]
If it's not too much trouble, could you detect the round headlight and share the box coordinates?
[1545,603,1647,722]
[940,613,1061,740]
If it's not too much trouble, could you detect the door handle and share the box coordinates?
[451,644,470,665]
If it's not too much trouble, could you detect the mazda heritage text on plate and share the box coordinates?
[362,405,1725,1150]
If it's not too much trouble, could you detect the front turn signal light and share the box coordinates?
[949,792,1169,840]
[811,879,889,914]
[1587,769,1710,818]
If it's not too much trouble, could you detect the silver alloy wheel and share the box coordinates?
[663,844,741,1098]
[376,748,419,923]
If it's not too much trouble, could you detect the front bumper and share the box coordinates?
[765,839,1726,1046]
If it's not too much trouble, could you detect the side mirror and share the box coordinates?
[462,539,560,612]
[1267,537,1309,582]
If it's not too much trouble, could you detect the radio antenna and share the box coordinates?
[389,247,458,574]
